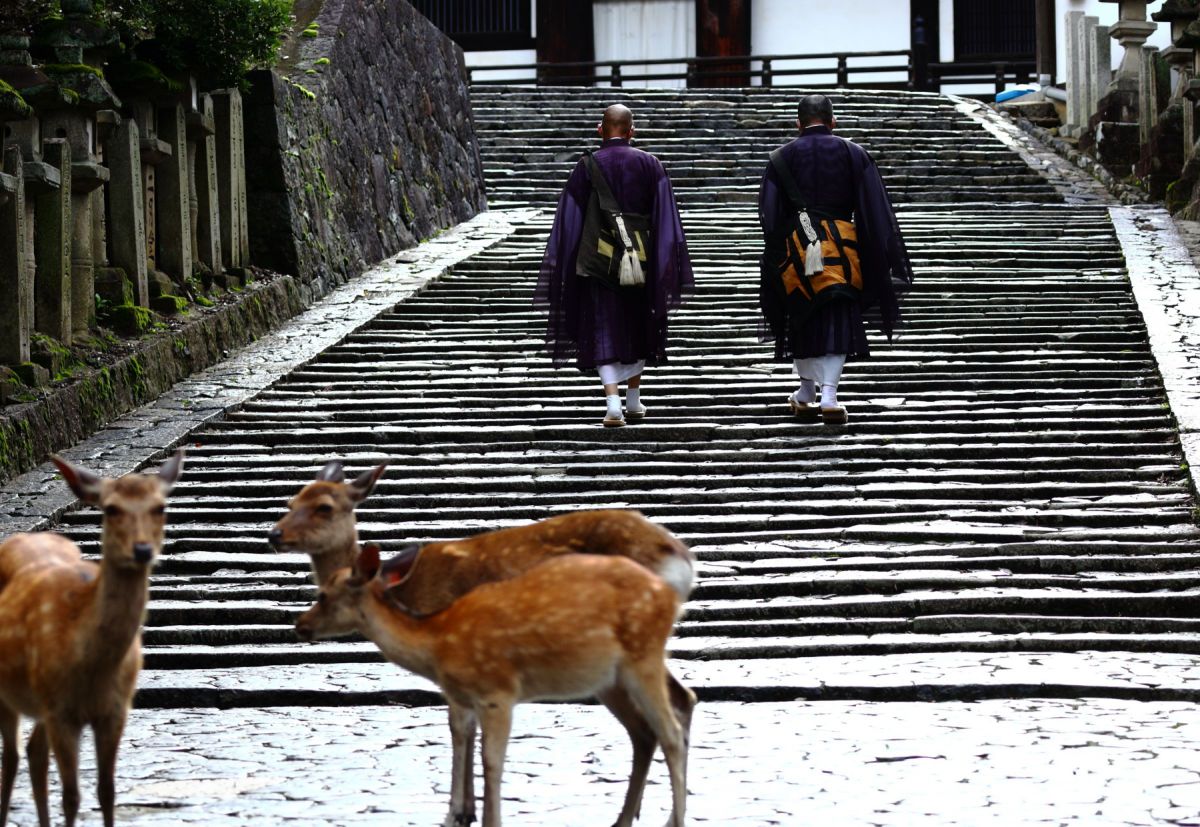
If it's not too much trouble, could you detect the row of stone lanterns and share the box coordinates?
[1062,1,1200,206]
[0,0,249,392]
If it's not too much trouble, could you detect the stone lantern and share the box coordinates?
[0,32,70,374]
[1152,0,1199,163]
[1101,0,1160,93]
[0,43,33,372]
[32,0,120,338]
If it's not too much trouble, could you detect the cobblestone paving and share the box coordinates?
[4,701,1199,826]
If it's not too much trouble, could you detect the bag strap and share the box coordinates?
[769,147,819,246]
[581,150,623,215]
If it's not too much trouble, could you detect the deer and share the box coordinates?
[0,450,184,827]
[269,460,698,823]
[296,543,688,827]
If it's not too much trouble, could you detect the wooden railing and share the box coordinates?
[929,60,1037,95]
[468,50,916,89]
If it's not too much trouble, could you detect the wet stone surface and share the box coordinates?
[3,701,1200,826]
[0,208,538,535]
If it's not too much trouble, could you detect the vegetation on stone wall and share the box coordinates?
[11,0,292,89]
[96,0,294,88]
[0,0,56,35]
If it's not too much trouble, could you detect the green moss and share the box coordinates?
[0,418,36,473]
[314,57,330,66]
[105,59,184,93]
[290,80,316,100]
[194,295,214,307]
[0,79,32,119]
[109,303,153,335]
[41,63,106,79]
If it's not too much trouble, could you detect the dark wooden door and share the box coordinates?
[694,0,751,88]
[410,0,534,51]
[952,0,1037,60]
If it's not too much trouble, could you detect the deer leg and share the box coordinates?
[0,706,17,827]
[666,670,697,747]
[620,662,688,827]
[93,713,127,827]
[25,723,49,827]
[478,700,513,827]
[45,721,81,827]
[596,686,656,827]
[445,703,478,826]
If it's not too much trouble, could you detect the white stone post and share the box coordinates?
[1065,11,1087,136]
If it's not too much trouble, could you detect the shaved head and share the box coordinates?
[600,104,634,138]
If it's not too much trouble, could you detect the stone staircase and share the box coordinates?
[471,86,1060,206]
[52,86,1200,707]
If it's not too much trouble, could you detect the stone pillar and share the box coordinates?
[1140,46,1162,145]
[1065,11,1088,136]
[155,100,191,285]
[106,116,148,305]
[33,138,72,342]
[185,90,219,278]
[1090,20,1113,119]
[0,145,29,364]
[1102,0,1159,93]
[191,92,221,276]
[212,88,247,271]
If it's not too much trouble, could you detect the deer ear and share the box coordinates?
[51,455,104,505]
[355,543,382,581]
[316,460,345,483]
[348,463,387,504]
[158,449,185,492]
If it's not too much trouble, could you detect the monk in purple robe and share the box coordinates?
[535,104,694,427]
[759,94,914,424]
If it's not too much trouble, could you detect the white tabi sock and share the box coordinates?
[606,394,623,419]
[793,379,816,405]
[821,384,839,409]
[626,386,642,412]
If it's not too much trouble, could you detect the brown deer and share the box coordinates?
[270,461,698,823]
[0,450,184,827]
[296,544,688,827]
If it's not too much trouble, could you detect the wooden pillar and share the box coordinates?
[694,0,751,88]
[1036,0,1057,85]
[911,0,940,92]
[536,0,594,84]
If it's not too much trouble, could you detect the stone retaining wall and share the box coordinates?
[0,277,303,482]
[244,0,487,300]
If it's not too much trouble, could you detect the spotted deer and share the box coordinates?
[270,460,698,822]
[296,544,688,827]
[0,451,184,827]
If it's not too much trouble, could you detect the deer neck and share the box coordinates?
[81,557,150,672]
[310,533,360,587]
[358,585,438,681]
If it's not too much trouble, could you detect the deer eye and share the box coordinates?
[103,505,121,518]
[318,593,327,605]
[152,505,166,517]
[315,503,333,516]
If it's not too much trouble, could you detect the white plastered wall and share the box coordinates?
[751,0,913,86]
[592,0,696,88]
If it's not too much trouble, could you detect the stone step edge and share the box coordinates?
[0,209,543,536]
[131,682,1200,709]
[130,649,1200,707]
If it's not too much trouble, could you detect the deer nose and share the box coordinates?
[133,543,154,564]
[267,527,283,548]
[295,623,313,642]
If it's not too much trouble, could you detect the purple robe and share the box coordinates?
[535,138,694,370]
[758,125,914,360]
